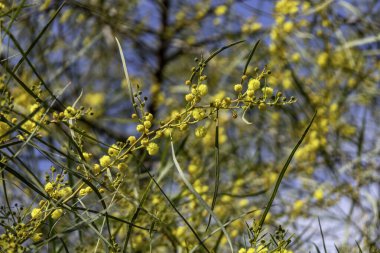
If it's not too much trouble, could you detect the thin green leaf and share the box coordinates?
[147,172,210,253]
[207,109,220,231]
[334,244,340,253]
[313,243,322,253]
[115,37,139,117]
[170,136,234,253]
[243,40,261,76]
[190,40,245,82]
[257,111,317,234]
[355,241,363,253]
[318,217,327,253]
[122,179,153,252]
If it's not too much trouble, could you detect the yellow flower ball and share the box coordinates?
[146,142,159,156]
[313,188,324,201]
[51,208,63,220]
[234,84,242,93]
[31,208,42,219]
[214,5,228,16]
[136,124,145,133]
[143,121,152,129]
[32,233,43,242]
[248,79,260,90]
[258,102,267,110]
[44,182,54,193]
[283,21,294,33]
[262,87,274,97]
[195,126,207,138]
[92,164,101,174]
[99,155,111,167]
[127,136,137,144]
[108,144,119,157]
[185,93,194,102]
[197,84,208,96]
[57,187,73,198]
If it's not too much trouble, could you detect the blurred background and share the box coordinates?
[1,0,379,252]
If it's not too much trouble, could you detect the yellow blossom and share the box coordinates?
[99,155,112,167]
[57,187,73,198]
[44,182,54,193]
[192,108,205,120]
[63,106,77,118]
[317,52,329,67]
[108,144,119,157]
[195,126,207,138]
[313,188,324,201]
[128,135,137,144]
[82,152,92,161]
[146,142,159,155]
[248,79,260,90]
[32,233,43,242]
[92,164,101,174]
[197,84,208,96]
[51,208,63,219]
[234,84,242,93]
[31,208,42,219]
[117,163,128,171]
[136,124,145,133]
[262,87,274,97]
[251,22,262,32]
[293,199,305,213]
[283,21,294,33]
[214,5,228,16]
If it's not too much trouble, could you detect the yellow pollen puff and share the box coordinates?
[262,87,274,97]
[291,52,301,62]
[51,208,63,220]
[197,84,208,96]
[248,79,260,90]
[251,22,262,32]
[31,208,42,219]
[117,163,128,171]
[247,89,255,97]
[317,52,329,67]
[195,126,207,138]
[238,199,249,207]
[82,152,92,161]
[63,106,76,118]
[136,124,145,133]
[108,144,119,157]
[145,113,153,121]
[293,199,305,213]
[214,5,228,16]
[99,155,111,167]
[127,136,137,144]
[258,102,267,110]
[192,108,205,120]
[58,187,73,198]
[185,93,194,102]
[234,84,242,93]
[143,121,152,129]
[313,188,324,201]
[141,138,149,146]
[44,182,54,193]
[188,164,198,174]
[146,142,159,155]
[32,233,43,242]
[283,21,294,33]
[92,164,101,174]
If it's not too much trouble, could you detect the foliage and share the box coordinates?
[0,0,379,252]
